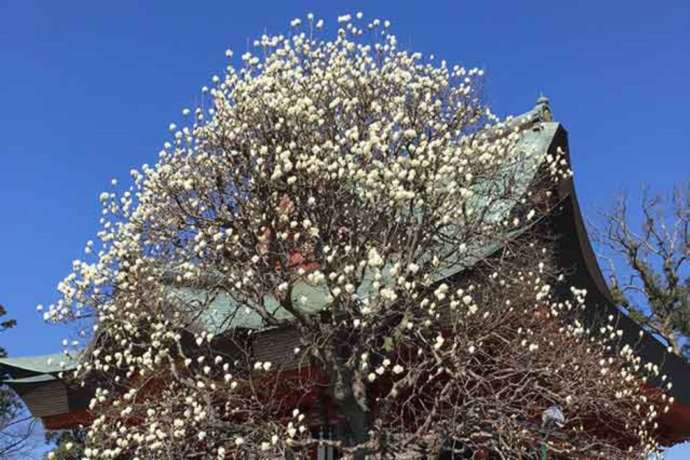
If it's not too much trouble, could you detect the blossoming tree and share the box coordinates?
[46,13,669,459]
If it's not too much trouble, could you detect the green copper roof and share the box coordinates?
[167,109,560,334]
[166,281,331,332]
[0,101,560,382]
[2,374,58,385]
[0,352,78,375]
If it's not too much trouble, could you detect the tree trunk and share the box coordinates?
[324,347,370,460]
[338,385,370,460]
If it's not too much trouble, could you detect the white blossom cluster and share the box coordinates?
[43,13,669,459]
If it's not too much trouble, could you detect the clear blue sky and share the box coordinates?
[1,1,688,457]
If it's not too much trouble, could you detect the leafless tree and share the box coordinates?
[593,184,689,357]
[0,414,41,459]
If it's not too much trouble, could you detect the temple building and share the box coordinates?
[3,98,690,452]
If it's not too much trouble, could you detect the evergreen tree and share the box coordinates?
[0,305,36,459]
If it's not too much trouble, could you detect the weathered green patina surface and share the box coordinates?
[169,108,559,334]
[0,352,78,375]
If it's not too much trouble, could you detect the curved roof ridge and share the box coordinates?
[0,352,79,376]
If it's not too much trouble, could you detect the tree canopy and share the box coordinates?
[0,306,38,459]
[45,14,671,459]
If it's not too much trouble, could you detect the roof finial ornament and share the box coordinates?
[535,93,552,122]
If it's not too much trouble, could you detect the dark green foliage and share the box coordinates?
[0,304,36,459]
[0,303,21,426]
